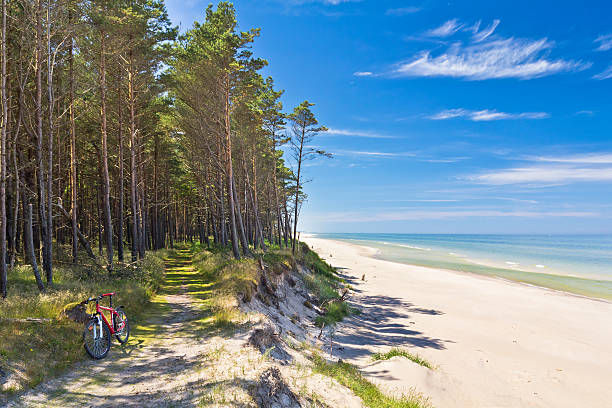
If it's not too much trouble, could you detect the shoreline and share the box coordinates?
[304,236,612,408]
[311,235,612,302]
[341,237,612,304]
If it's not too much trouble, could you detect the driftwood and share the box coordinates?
[255,367,301,408]
[55,201,96,259]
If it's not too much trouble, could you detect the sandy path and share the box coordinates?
[305,236,612,408]
[7,253,212,408]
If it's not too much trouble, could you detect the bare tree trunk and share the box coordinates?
[232,170,250,255]
[117,74,124,261]
[56,200,95,259]
[99,28,113,270]
[68,8,78,263]
[25,204,45,292]
[128,48,139,262]
[35,0,50,282]
[0,0,7,297]
[292,130,304,254]
[272,142,283,248]
[45,2,53,281]
[224,78,240,259]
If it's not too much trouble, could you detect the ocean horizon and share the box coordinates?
[311,233,612,301]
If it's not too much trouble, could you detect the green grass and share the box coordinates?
[372,349,434,369]
[0,247,167,395]
[312,354,431,408]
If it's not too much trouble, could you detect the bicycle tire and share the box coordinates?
[114,307,130,344]
[83,317,111,359]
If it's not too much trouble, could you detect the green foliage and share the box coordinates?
[312,354,431,408]
[315,301,350,328]
[372,349,434,369]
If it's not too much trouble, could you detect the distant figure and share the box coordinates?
[362,274,366,281]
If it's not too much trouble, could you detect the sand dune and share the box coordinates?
[304,236,612,408]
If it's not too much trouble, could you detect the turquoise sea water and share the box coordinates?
[312,233,612,301]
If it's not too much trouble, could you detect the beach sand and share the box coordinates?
[304,236,612,408]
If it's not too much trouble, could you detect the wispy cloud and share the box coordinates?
[424,19,463,37]
[593,64,612,80]
[471,166,612,185]
[326,128,397,139]
[395,37,588,80]
[386,7,421,16]
[472,19,500,42]
[334,149,415,158]
[310,209,597,223]
[353,71,373,77]
[595,34,612,51]
[428,108,549,121]
[531,153,612,164]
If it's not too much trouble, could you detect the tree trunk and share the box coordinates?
[68,8,78,264]
[117,73,124,261]
[224,79,240,259]
[99,29,113,270]
[232,170,250,256]
[45,0,54,282]
[25,204,45,292]
[35,0,50,283]
[292,130,304,253]
[128,48,139,262]
[0,0,7,297]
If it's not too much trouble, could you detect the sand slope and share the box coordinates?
[305,237,612,408]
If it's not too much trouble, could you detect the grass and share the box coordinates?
[0,245,167,395]
[372,349,434,370]
[272,242,353,328]
[312,353,431,408]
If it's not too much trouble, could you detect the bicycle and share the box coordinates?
[82,292,130,359]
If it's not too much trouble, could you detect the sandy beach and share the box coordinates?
[304,236,612,408]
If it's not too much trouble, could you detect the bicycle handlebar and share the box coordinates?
[84,292,117,303]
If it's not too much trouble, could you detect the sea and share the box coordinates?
[311,233,612,301]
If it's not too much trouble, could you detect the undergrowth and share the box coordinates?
[0,247,166,396]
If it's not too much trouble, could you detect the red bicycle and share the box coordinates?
[83,292,130,359]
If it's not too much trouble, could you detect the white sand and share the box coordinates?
[304,236,612,408]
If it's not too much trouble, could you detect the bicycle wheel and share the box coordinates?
[83,317,111,359]
[114,307,130,344]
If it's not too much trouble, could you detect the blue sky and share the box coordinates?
[166,0,612,234]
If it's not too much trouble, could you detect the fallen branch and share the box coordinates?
[55,201,96,260]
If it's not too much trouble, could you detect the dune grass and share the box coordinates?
[312,353,431,408]
[372,348,434,369]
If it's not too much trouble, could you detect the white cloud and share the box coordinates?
[425,19,463,37]
[395,38,588,80]
[595,34,612,51]
[428,108,549,121]
[386,7,421,16]
[471,166,612,185]
[472,19,500,42]
[353,71,373,77]
[593,64,612,80]
[326,128,397,139]
[334,149,415,158]
[310,209,597,223]
[531,153,612,164]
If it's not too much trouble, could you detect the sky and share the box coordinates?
[165,0,612,234]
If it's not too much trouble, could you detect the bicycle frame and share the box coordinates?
[89,292,125,339]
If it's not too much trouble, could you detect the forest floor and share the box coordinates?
[6,250,237,407]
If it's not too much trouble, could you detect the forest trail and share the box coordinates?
[8,250,218,407]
